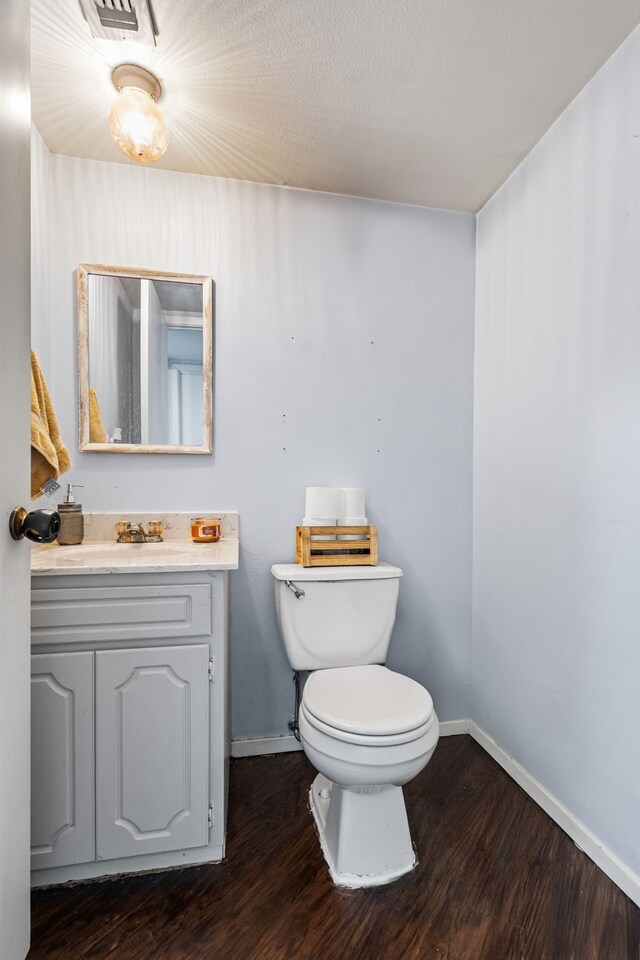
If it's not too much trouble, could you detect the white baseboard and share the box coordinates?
[231,736,303,758]
[439,718,470,736]
[469,722,640,909]
[231,718,468,759]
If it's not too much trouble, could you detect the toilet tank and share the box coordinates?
[271,563,402,671]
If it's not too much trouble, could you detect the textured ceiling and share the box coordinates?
[31,0,640,212]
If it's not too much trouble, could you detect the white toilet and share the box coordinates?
[271,561,439,888]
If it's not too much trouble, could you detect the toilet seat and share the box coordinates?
[302,664,434,744]
[298,690,439,788]
[300,701,434,746]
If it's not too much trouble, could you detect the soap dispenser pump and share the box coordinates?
[57,483,85,546]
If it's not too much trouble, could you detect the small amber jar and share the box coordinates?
[190,517,221,542]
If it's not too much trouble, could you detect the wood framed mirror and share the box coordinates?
[77,264,212,454]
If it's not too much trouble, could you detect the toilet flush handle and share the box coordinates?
[285,580,305,600]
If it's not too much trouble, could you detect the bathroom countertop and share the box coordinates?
[30,537,239,576]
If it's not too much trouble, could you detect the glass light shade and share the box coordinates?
[108,86,168,164]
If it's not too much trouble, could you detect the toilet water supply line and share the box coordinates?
[284,581,305,740]
[289,671,302,742]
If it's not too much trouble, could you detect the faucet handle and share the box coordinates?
[115,521,133,542]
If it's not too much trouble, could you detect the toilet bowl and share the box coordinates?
[271,562,440,888]
[298,664,439,886]
[299,664,439,788]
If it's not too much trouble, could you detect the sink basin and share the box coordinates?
[30,538,239,575]
[82,542,194,559]
[35,540,193,560]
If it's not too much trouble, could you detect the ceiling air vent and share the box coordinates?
[79,0,156,46]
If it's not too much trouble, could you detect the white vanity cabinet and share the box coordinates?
[30,569,230,887]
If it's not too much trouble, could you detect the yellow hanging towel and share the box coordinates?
[31,351,72,499]
[88,387,107,443]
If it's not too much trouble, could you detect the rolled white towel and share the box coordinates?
[302,516,337,540]
[337,516,368,541]
[342,488,365,518]
[305,487,345,519]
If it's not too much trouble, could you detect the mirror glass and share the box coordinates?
[78,266,212,454]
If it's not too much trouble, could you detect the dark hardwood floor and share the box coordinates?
[29,736,640,960]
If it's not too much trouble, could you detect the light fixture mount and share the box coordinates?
[111,63,162,101]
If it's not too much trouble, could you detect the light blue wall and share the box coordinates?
[31,128,52,378]
[33,146,476,738]
[474,26,640,878]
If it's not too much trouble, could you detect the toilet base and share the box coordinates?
[309,774,417,888]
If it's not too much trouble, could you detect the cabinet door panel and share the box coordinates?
[31,652,95,870]
[96,644,209,860]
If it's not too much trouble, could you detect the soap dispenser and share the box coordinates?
[57,484,85,546]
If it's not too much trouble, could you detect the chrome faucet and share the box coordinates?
[116,521,164,543]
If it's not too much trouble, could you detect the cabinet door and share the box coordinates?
[96,644,210,861]
[31,652,95,870]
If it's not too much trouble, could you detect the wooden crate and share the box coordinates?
[295,525,378,567]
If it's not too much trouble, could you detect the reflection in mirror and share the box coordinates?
[78,266,212,454]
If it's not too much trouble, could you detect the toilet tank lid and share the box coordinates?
[271,562,402,581]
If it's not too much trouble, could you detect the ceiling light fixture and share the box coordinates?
[109,63,168,164]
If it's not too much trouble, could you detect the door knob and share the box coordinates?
[9,507,61,543]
